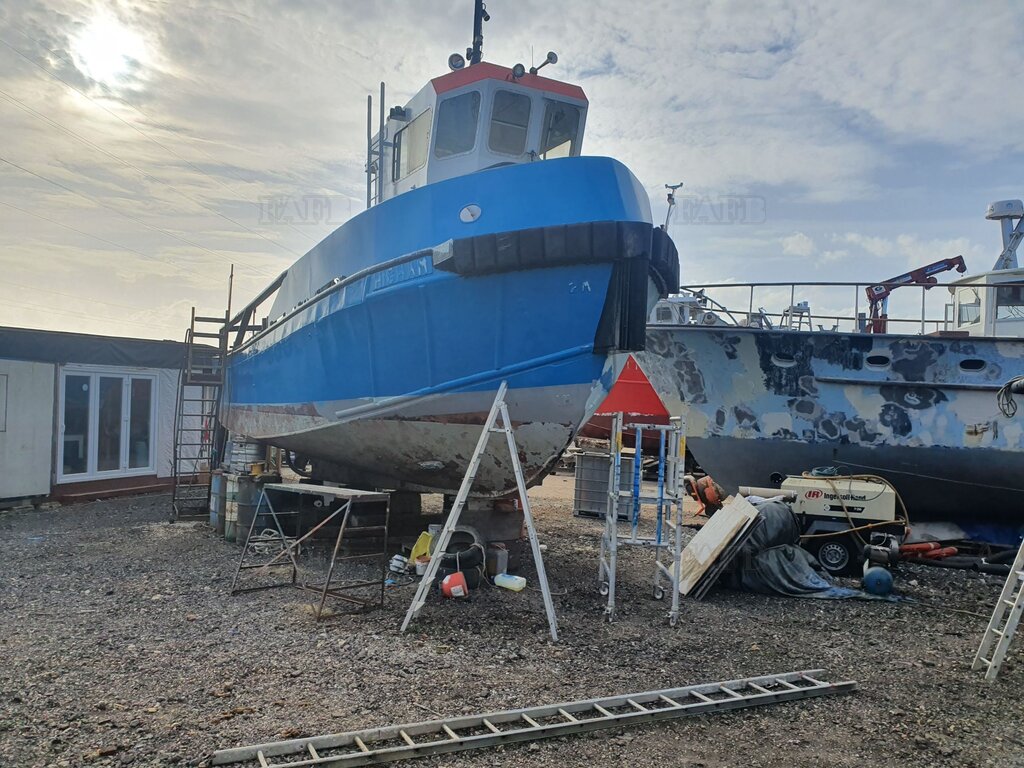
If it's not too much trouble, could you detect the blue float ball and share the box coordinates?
[862,566,894,596]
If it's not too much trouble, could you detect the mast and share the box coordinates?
[468,0,488,65]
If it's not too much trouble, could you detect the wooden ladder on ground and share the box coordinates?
[171,308,228,521]
[973,538,1024,681]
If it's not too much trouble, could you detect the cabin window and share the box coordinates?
[392,108,432,181]
[865,354,891,369]
[957,288,981,326]
[434,91,480,158]
[655,306,674,322]
[996,283,1024,320]
[540,102,581,159]
[488,91,531,155]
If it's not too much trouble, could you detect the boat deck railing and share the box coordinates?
[666,280,998,335]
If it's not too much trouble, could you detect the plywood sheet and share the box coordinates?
[678,495,759,595]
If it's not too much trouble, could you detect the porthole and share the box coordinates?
[959,358,987,373]
[865,354,891,369]
[771,352,797,368]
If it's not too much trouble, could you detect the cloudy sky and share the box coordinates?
[1,0,1022,339]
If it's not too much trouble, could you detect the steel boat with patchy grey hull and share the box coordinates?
[640,200,1024,527]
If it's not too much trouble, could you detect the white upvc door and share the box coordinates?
[57,368,158,483]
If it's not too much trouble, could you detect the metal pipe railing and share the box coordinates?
[674,279,1012,334]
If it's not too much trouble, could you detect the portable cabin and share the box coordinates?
[0,326,203,506]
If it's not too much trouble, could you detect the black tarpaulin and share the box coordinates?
[727,500,863,599]
[0,325,194,369]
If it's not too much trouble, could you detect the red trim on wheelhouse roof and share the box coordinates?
[431,62,587,102]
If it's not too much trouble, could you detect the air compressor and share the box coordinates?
[740,474,906,576]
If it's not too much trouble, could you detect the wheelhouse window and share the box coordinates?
[540,101,581,159]
[392,108,432,180]
[434,91,480,158]
[957,287,982,326]
[996,283,1024,320]
[488,90,531,156]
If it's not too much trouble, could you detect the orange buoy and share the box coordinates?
[441,572,469,598]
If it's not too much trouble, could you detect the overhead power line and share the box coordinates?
[0,26,329,246]
[0,155,277,277]
[0,294,185,335]
[0,86,304,260]
[2,276,183,316]
[0,197,192,272]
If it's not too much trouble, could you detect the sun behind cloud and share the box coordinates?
[71,12,147,85]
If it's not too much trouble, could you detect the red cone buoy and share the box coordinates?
[441,572,468,598]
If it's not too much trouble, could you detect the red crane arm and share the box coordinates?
[865,255,968,307]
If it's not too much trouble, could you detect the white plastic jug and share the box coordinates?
[494,573,526,591]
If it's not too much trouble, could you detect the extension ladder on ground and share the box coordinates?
[973,537,1024,681]
[598,412,687,625]
[171,308,228,521]
[210,669,856,767]
[400,380,558,641]
[230,483,390,620]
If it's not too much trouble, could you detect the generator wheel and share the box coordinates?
[811,535,860,577]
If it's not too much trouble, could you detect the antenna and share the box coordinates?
[664,182,684,230]
[468,0,489,65]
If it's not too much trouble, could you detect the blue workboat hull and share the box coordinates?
[223,157,677,495]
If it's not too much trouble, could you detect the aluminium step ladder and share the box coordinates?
[400,380,559,641]
[171,307,229,521]
[973,538,1024,681]
[210,669,856,767]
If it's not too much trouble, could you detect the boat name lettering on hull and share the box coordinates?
[369,254,433,292]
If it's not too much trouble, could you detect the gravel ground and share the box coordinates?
[1,476,1022,767]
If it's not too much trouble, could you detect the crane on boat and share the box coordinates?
[865,256,968,333]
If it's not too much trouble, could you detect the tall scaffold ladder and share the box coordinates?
[172,307,228,521]
[400,380,559,641]
[599,413,686,625]
[651,414,687,627]
[973,537,1024,681]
